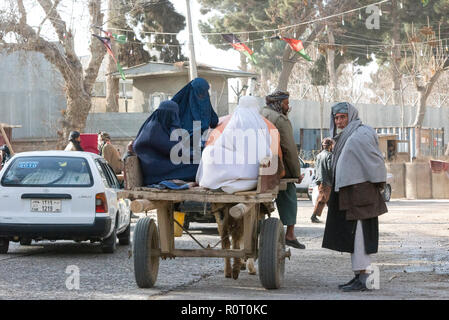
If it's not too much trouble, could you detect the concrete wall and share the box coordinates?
[386,162,449,199]
[0,51,66,140]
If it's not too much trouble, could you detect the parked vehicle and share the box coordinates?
[0,151,131,254]
[308,181,316,202]
[383,173,393,202]
[295,157,315,194]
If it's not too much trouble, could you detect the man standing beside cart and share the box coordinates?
[261,91,306,250]
[322,102,387,292]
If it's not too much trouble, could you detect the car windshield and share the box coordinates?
[1,156,93,187]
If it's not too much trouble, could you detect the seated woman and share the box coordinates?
[196,96,283,194]
[133,100,198,186]
[172,77,219,153]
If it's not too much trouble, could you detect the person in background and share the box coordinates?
[322,102,387,292]
[261,90,306,250]
[311,137,334,223]
[0,145,11,168]
[98,132,124,174]
[64,131,84,151]
[122,140,135,162]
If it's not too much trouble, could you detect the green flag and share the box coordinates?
[112,33,127,44]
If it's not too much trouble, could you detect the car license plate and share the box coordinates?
[31,200,62,213]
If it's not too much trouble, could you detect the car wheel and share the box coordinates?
[101,227,117,253]
[20,239,32,246]
[383,184,391,202]
[0,238,9,254]
[183,218,190,230]
[118,223,131,246]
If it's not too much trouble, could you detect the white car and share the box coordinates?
[295,157,315,194]
[0,151,131,254]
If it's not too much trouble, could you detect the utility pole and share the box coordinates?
[185,0,198,80]
[106,0,120,112]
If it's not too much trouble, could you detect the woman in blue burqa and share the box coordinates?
[133,78,218,185]
[172,77,219,141]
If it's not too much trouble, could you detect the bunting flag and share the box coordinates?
[103,30,127,44]
[222,34,257,64]
[92,34,126,80]
[280,37,312,62]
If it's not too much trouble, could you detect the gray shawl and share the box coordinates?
[330,103,386,192]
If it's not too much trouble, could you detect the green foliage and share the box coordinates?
[309,55,329,86]
[114,0,187,66]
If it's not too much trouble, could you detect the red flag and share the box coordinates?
[281,37,312,61]
[222,34,257,64]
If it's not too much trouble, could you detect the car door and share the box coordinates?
[94,160,118,225]
[102,163,130,232]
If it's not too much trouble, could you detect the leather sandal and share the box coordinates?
[285,238,306,249]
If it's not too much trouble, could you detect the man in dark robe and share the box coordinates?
[322,102,387,292]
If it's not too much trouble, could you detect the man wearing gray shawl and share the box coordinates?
[322,102,387,292]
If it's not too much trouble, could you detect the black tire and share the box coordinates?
[258,218,286,290]
[183,218,190,230]
[20,239,32,246]
[307,192,312,201]
[118,223,131,245]
[0,238,9,254]
[101,227,117,253]
[133,217,160,288]
[383,184,391,202]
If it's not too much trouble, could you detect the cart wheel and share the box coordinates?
[258,217,286,289]
[133,217,160,288]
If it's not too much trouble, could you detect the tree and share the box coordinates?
[0,0,105,144]
[404,23,449,156]
[198,0,273,95]
[123,0,187,63]
[198,0,354,93]
[102,0,187,112]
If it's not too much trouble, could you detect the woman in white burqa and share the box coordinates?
[196,96,273,194]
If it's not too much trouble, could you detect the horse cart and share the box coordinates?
[118,156,294,290]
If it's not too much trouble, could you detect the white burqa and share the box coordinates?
[196,96,272,194]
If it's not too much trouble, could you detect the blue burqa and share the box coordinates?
[133,101,199,185]
[172,77,219,134]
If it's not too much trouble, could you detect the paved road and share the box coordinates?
[1,200,449,300]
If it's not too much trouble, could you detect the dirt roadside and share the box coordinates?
[155,199,449,300]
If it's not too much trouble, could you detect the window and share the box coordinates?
[94,160,111,188]
[1,156,93,187]
[95,160,120,189]
[150,92,173,111]
[103,162,121,189]
[93,82,106,97]
[119,82,133,98]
